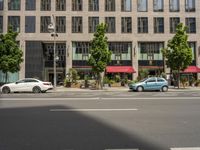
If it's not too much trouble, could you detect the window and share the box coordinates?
[185,0,195,12]
[8,16,20,32]
[188,42,196,60]
[72,0,82,11]
[26,0,36,10]
[169,0,179,12]
[0,0,4,10]
[154,17,164,33]
[72,42,90,60]
[25,16,35,33]
[0,16,3,33]
[138,17,148,33]
[157,78,165,82]
[121,0,131,11]
[56,16,66,33]
[105,0,115,11]
[186,18,196,33]
[41,0,51,11]
[88,17,99,33]
[121,17,132,33]
[153,0,163,12]
[8,0,21,10]
[137,0,147,12]
[147,78,156,82]
[40,16,51,33]
[105,17,115,33]
[170,17,180,33]
[72,17,82,33]
[56,0,66,11]
[88,0,99,11]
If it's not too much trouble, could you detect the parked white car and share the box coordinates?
[0,78,53,94]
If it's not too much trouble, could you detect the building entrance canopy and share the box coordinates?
[106,66,136,73]
[182,66,200,73]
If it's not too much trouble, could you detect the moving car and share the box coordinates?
[129,77,168,92]
[0,78,53,94]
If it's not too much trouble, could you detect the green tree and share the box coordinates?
[0,26,23,83]
[88,23,112,89]
[162,23,192,88]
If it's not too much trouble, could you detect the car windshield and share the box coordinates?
[139,78,147,82]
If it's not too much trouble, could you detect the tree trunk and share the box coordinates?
[178,69,180,89]
[5,72,8,83]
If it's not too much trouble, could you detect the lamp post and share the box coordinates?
[48,15,58,88]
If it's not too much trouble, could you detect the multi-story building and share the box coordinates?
[0,0,199,84]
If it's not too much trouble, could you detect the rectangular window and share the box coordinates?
[72,42,90,61]
[185,0,195,12]
[105,17,115,33]
[154,17,164,33]
[88,0,99,11]
[8,16,20,32]
[41,0,51,11]
[121,0,131,11]
[40,16,51,33]
[188,42,196,60]
[186,18,196,33]
[8,0,21,10]
[170,17,180,33]
[153,0,163,12]
[25,16,35,33]
[56,0,66,11]
[121,17,132,33]
[137,0,147,12]
[138,17,148,33]
[169,0,179,12]
[88,17,99,33]
[26,0,36,10]
[105,0,115,11]
[56,16,66,33]
[0,16,3,33]
[72,17,82,33]
[72,0,82,11]
[0,0,4,10]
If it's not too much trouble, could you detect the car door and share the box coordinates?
[145,78,157,90]
[156,78,166,89]
[14,79,26,92]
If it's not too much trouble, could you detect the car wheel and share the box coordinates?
[162,86,168,92]
[2,86,11,94]
[32,86,41,93]
[137,86,143,92]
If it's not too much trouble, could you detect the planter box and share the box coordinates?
[111,83,121,87]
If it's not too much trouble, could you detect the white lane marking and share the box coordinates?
[171,148,200,150]
[105,149,138,150]
[50,108,138,112]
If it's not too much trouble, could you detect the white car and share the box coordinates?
[0,78,53,94]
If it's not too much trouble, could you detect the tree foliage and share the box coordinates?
[88,23,112,89]
[162,23,192,88]
[0,26,23,82]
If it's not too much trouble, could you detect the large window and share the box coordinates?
[41,0,51,11]
[25,16,35,33]
[56,0,66,11]
[138,17,148,33]
[138,42,164,60]
[154,17,164,33]
[188,42,196,61]
[105,0,115,11]
[137,0,147,12]
[40,16,51,33]
[105,17,115,33]
[56,16,66,33]
[185,0,195,12]
[88,17,99,33]
[8,16,20,32]
[88,0,99,11]
[121,0,131,12]
[170,17,180,33]
[8,0,21,10]
[186,18,196,33]
[0,16,3,33]
[26,0,36,10]
[72,17,82,33]
[72,42,90,61]
[169,0,179,12]
[153,0,163,12]
[121,17,132,33]
[0,0,3,10]
[72,0,82,11]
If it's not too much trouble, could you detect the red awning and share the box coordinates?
[183,66,200,73]
[106,66,136,73]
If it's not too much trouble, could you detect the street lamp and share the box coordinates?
[48,15,58,88]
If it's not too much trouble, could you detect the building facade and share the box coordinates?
[0,0,200,83]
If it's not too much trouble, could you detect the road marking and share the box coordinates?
[171,148,200,150]
[105,149,138,150]
[50,108,138,112]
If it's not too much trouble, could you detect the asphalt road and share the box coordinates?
[0,91,200,150]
